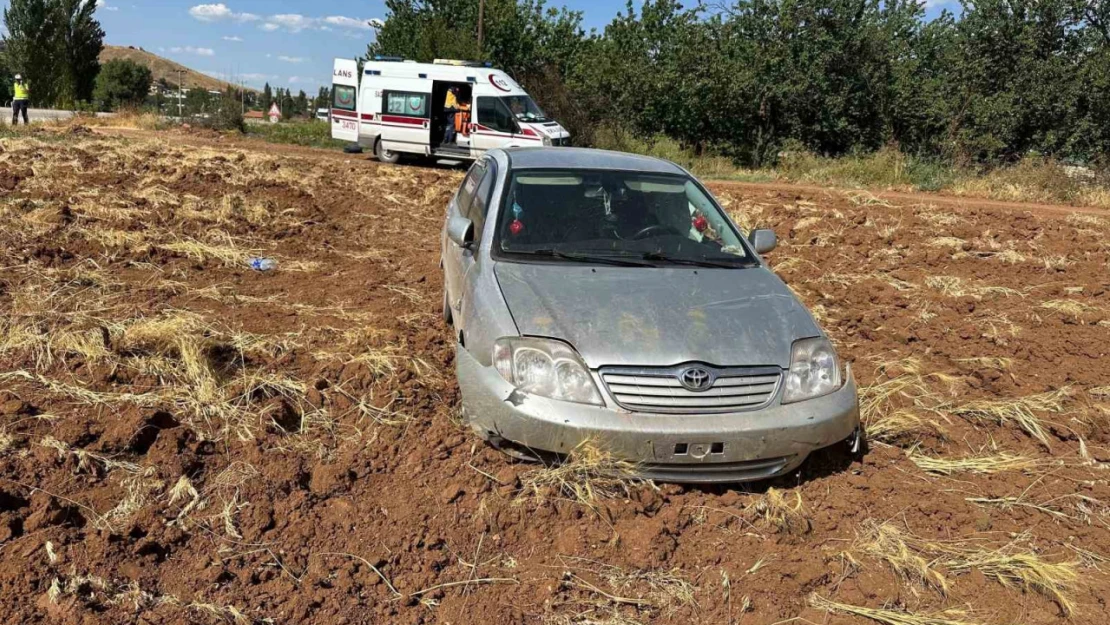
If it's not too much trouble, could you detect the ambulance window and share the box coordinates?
[384,91,429,117]
[476,97,516,134]
[333,85,357,111]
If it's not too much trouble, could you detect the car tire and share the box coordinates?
[442,290,453,325]
[375,139,400,164]
[343,142,363,154]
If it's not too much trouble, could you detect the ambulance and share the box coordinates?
[330,56,570,163]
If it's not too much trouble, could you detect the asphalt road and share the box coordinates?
[1,108,115,124]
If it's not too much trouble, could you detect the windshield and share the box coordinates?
[502,95,547,122]
[496,170,754,266]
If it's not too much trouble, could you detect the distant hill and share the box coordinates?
[98,45,257,93]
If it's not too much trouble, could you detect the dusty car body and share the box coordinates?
[441,147,860,483]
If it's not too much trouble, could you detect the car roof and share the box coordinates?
[498,147,688,175]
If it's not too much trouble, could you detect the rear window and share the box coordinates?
[333,85,356,111]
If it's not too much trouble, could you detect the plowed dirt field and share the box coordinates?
[1,128,1109,625]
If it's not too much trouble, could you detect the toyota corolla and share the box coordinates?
[441,147,860,483]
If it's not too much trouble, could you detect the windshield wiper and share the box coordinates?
[638,251,757,269]
[516,249,653,267]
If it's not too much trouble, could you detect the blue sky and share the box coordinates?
[2,1,958,93]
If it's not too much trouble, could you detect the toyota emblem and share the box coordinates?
[679,367,712,391]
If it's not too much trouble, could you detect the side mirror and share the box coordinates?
[748,228,777,254]
[447,214,475,249]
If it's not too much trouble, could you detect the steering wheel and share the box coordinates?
[630,224,681,240]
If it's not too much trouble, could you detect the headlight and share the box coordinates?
[542,136,552,146]
[492,337,603,405]
[782,337,842,404]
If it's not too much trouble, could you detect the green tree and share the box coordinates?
[2,0,103,107]
[261,82,273,111]
[183,88,211,116]
[3,0,59,104]
[294,89,308,116]
[93,58,152,111]
[53,0,103,105]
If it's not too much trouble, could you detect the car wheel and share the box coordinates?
[375,139,400,164]
[442,290,453,325]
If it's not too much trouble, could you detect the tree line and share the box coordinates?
[259,83,332,118]
[369,0,1110,167]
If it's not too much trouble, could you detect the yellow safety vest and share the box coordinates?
[13,81,29,100]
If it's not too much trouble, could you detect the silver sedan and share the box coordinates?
[441,147,860,483]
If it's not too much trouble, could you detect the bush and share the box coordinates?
[592,124,745,178]
[193,96,245,132]
[777,145,955,191]
[245,120,346,149]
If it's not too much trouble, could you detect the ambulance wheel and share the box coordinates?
[343,143,363,154]
[375,140,400,164]
[442,290,453,325]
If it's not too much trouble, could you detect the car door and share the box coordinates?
[380,89,431,155]
[470,97,519,154]
[455,160,496,331]
[443,160,487,320]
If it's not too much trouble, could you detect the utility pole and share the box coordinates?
[477,0,484,56]
[174,69,186,120]
[239,80,245,115]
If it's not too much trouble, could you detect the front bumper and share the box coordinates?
[456,346,860,483]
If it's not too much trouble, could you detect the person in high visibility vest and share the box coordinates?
[12,74,30,125]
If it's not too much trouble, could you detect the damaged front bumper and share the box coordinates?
[456,345,860,483]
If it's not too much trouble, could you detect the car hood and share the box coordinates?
[493,262,821,368]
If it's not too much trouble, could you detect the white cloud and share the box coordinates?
[288,76,305,84]
[96,1,119,11]
[170,46,215,56]
[321,16,371,30]
[267,14,314,32]
[222,35,243,42]
[277,55,305,63]
[189,3,259,23]
[257,13,379,33]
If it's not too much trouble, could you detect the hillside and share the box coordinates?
[98,45,257,92]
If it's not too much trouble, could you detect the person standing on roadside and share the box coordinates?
[12,74,30,125]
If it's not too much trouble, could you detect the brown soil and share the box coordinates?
[1,129,1108,625]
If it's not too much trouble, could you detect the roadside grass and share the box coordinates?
[594,130,1110,209]
[244,120,348,150]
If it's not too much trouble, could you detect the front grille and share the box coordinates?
[639,456,794,483]
[599,364,781,414]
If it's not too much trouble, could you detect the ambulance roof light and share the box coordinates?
[372,55,405,62]
[433,58,487,67]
